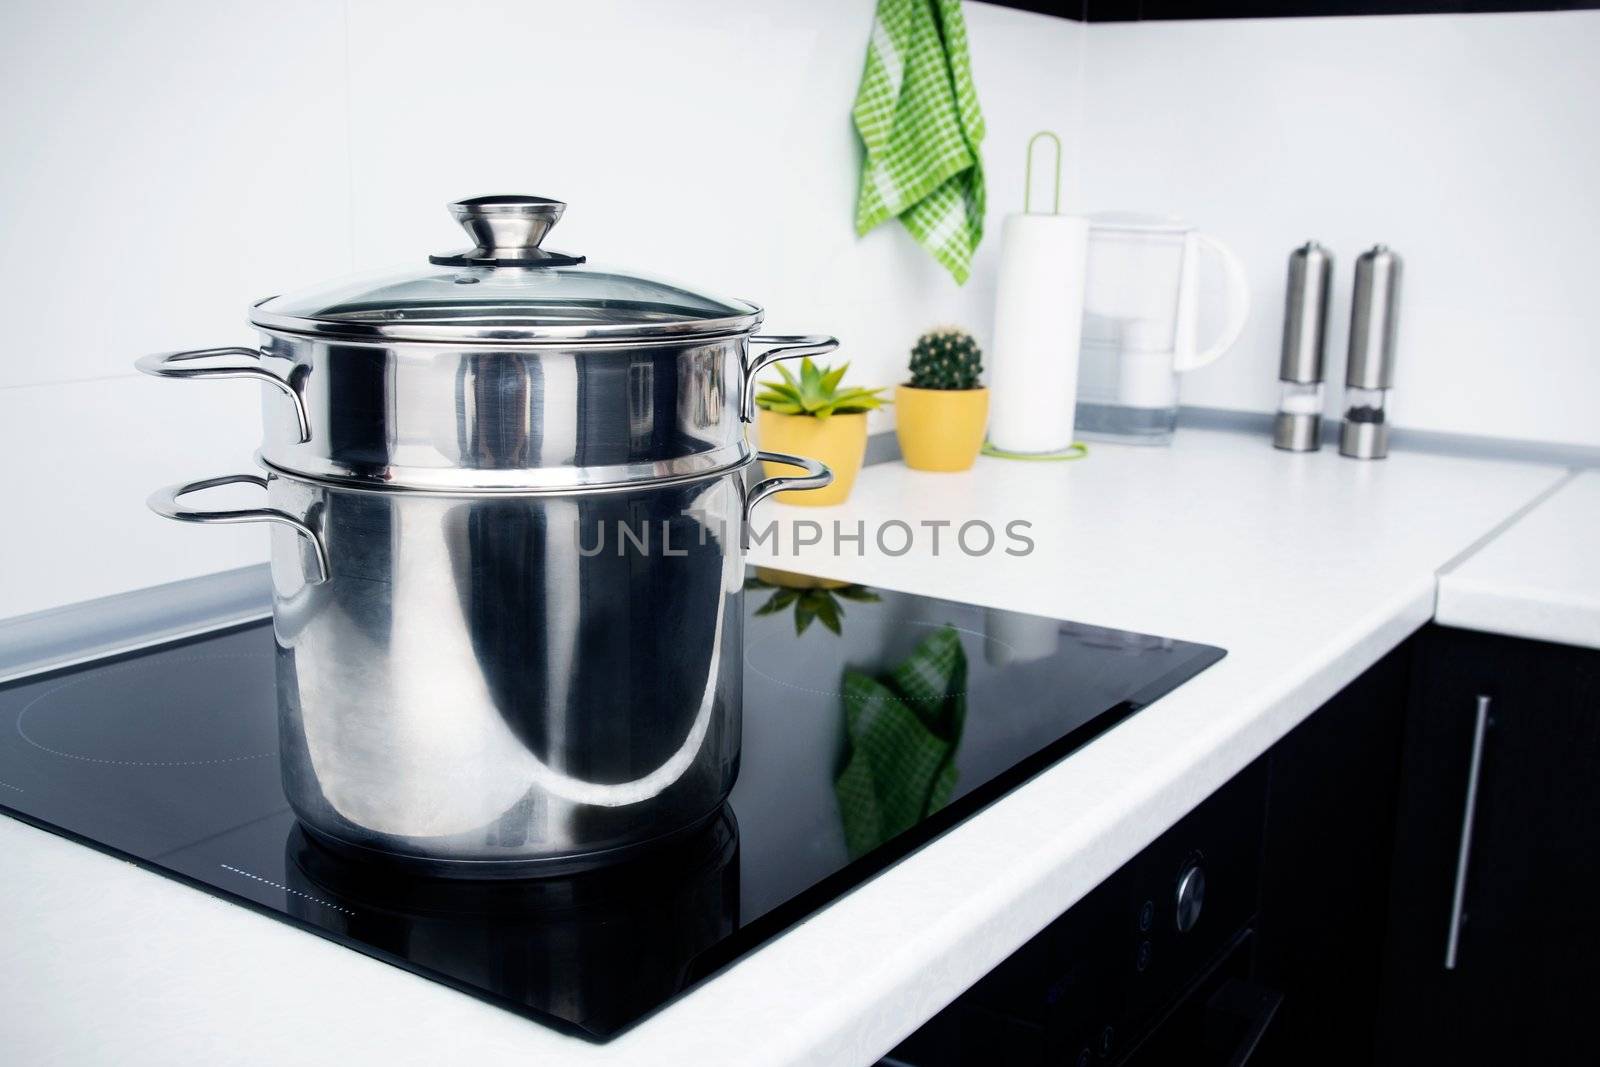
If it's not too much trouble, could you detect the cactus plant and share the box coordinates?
[907,327,983,391]
[896,326,990,471]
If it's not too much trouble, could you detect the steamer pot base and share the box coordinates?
[295,804,733,881]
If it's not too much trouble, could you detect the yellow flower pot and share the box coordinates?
[894,385,990,472]
[755,409,868,507]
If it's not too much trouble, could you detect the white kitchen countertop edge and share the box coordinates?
[1436,469,1600,651]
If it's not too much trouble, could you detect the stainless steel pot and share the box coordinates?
[148,454,826,874]
[140,194,841,873]
[137,196,835,492]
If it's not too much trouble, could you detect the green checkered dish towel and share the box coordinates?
[852,0,986,284]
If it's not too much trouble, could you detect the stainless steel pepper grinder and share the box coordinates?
[1274,241,1333,451]
[1339,245,1403,459]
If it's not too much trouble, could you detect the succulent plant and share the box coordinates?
[907,327,983,391]
[754,358,888,421]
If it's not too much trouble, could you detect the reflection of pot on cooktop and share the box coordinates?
[284,807,740,1038]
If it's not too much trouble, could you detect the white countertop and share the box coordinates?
[1436,469,1600,650]
[0,429,1570,1066]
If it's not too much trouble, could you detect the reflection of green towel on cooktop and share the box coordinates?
[835,626,968,859]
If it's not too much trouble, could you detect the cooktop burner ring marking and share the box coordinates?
[743,620,1014,699]
[13,653,277,767]
[0,780,22,792]
[219,863,356,917]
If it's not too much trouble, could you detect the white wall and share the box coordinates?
[1079,11,1600,447]
[0,0,1084,620]
[0,0,353,620]
[3,3,1595,620]
[336,0,1085,420]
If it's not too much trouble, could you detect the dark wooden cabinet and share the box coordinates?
[1378,627,1600,1065]
[1253,643,1412,1065]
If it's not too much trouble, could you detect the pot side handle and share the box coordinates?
[136,347,312,443]
[147,473,329,584]
[741,335,840,422]
[745,451,832,518]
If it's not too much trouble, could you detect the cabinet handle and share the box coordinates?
[1444,694,1491,970]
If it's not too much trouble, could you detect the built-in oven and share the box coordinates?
[884,760,1279,1066]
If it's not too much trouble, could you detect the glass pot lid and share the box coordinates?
[249,195,763,344]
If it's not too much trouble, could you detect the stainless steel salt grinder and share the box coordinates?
[1339,245,1403,459]
[1274,241,1333,451]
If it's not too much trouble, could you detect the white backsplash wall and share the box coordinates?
[0,0,1084,620]
[337,0,1086,429]
[5,2,1595,622]
[1079,11,1600,448]
[0,0,353,621]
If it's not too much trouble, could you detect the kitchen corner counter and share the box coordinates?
[1436,469,1600,651]
[0,430,1568,1066]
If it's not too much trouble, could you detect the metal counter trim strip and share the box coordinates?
[0,565,273,686]
[1174,406,1600,469]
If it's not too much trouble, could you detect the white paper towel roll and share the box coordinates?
[988,213,1090,454]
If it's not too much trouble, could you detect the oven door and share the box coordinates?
[1123,931,1283,1066]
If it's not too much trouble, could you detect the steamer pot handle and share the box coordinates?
[741,335,840,422]
[136,348,312,443]
[147,474,329,584]
[745,452,833,517]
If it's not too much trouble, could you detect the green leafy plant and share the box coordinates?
[745,575,881,636]
[754,358,888,421]
[907,326,984,390]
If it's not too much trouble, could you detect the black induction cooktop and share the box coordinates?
[0,569,1222,1041]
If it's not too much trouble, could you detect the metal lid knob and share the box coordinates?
[430,195,585,268]
[451,195,563,255]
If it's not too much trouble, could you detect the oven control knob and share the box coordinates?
[1175,858,1206,933]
